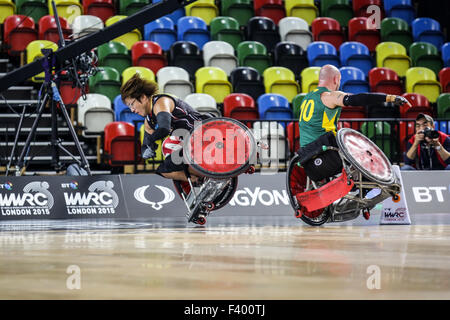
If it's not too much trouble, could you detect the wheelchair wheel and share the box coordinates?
[336,128,395,185]
[286,155,330,226]
[183,117,257,179]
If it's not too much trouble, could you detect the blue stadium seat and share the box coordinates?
[113,95,145,130]
[152,0,185,24]
[339,66,370,94]
[412,18,445,50]
[384,0,415,25]
[442,43,450,67]
[257,93,292,128]
[436,121,448,134]
[306,41,340,67]
[177,16,210,49]
[339,41,373,76]
[143,17,176,51]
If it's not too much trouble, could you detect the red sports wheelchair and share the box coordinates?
[286,128,402,226]
[164,117,260,225]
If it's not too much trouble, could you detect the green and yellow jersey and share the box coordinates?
[298,87,341,147]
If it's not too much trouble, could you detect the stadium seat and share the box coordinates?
[368,67,404,95]
[375,42,411,77]
[152,0,185,25]
[39,15,71,44]
[203,41,238,75]
[409,42,443,76]
[184,93,221,117]
[0,1,16,24]
[177,16,210,49]
[348,17,381,52]
[122,66,155,84]
[340,67,370,94]
[257,93,292,128]
[306,41,340,68]
[381,17,413,50]
[384,0,415,25]
[16,0,48,24]
[412,17,445,50]
[88,66,121,103]
[246,16,280,54]
[195,67,233,103]
[83,0,115,23]
[185,0,219,25]
[113,95,145,130]
[72,15,103,39]
[210,16,243,50]
[285,0,318,26]
[220,0,253,27]
[398,120,415,152]
[254,0,286,24]
[435,121,449,134]
[253,121,288,161]
[230,66,265,101]
[366,100,400,119]
[59,70,84,105]
[274,42,308,77]
[104,121,139,166]
[436,93,450,118]
[300,67,320,92]
[237,41,272,75]
[339,42,374,76]
[49,0,83,24]
[361,121,395,159]
[292,93,307,120]
[223,93,258,127]
[311,17,345,51]
[156,66,193,99]
[353,0,383,18]
[340,105,366,129]
[119,0,147,16]
[98,41,131,75]
[168,41,204,79]
[105,15,142,50]
[321,0,354,27]
[287,121,300,153]
[278,17,313,51]
[439,68,450,93]
[3,15,38,56]
[143,17,177,51]
[401,93,432,119]
[77,93,115,137]
[131,41,167,74]
[405,67,441,103]
[26,40,58,82]
[263,67,300,102]
[442,43,450,67]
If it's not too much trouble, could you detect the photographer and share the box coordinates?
[402,114,450,170]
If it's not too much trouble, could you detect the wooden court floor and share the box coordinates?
[0,216,449,300]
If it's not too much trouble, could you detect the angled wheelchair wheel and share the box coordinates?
[183,117,257,179]
[336,128,395,185]
[286,155,330,226]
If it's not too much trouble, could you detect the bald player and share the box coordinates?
[298,64,411,148]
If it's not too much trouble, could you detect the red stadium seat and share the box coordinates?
[439,67,450,93]
[39,15,72,44]
[83,0,115,23]
[339,106,366,130]
[311,17,344,51]
[104,121,139,166]
[223,93,259,128]
[401,93,432,119]
[368,67,404,95]
[348,17,380,52]
[287,121,299,153]
[352,0,384,18]
[399,120,415,152]
[59,71,87,105]
[3,15,38,56]
[131,41,167,74]
[254,0,286,25]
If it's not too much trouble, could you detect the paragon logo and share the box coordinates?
[133,185,175,210]
[229,187,290,207]
[412,186,448,203]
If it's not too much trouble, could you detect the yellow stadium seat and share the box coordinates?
[195,66,233,103]
[263,67,300,102]
[105,15,142,50]
[26,40,58,83]
[185,0,219,25]
[49,0,83,24]
[122,66,155,85]
[0,0,15,23]
[285,0,318,26]
[300,66,320,93]
[376,42,411,77]
[406,67,441,103]
[140,125,165,163]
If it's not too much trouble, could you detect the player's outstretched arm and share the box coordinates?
[322,91,412,109]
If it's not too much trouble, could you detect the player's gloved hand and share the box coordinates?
[141,144,156,159]
[393,95,411,107]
